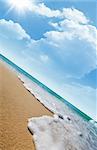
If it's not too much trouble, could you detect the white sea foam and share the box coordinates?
[18,73,97,150]
[28,115,97,150]
[18,74,82,121]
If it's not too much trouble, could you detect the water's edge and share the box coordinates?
[0,54,92,121]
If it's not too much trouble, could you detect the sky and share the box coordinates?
[0,0,97,121]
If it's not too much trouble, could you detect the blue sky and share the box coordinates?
[0,0,97,120]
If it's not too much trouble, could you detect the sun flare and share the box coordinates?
[8,0,32,14]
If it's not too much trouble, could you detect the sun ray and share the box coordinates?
[7,0,33,15]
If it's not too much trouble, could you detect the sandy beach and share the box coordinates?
[0,61,52,150]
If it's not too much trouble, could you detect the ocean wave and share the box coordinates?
[18,73,97,150]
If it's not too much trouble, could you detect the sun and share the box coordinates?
[8,0,32,14]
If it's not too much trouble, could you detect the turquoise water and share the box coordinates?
[0,54,92,121]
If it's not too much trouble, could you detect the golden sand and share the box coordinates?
[0,61,52,150]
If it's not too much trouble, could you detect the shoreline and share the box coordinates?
[18,76,54,115]
[0,54,93,122]
[0,60,53,150]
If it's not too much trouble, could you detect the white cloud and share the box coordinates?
[30,2,96,54]
[49,19,97,49]
[43,29,96,77]
[30,2,96,51]
[45,33,96,78]
[0,19,30,40]
[26,7,96,78]
[31,3,89,25]
[62,8,89,24]
[40,5,97,78]
[40,54,49,63]
[0,19,34,64]
[31,3,61,18]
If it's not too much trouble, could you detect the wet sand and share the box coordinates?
[0,61,52,150]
